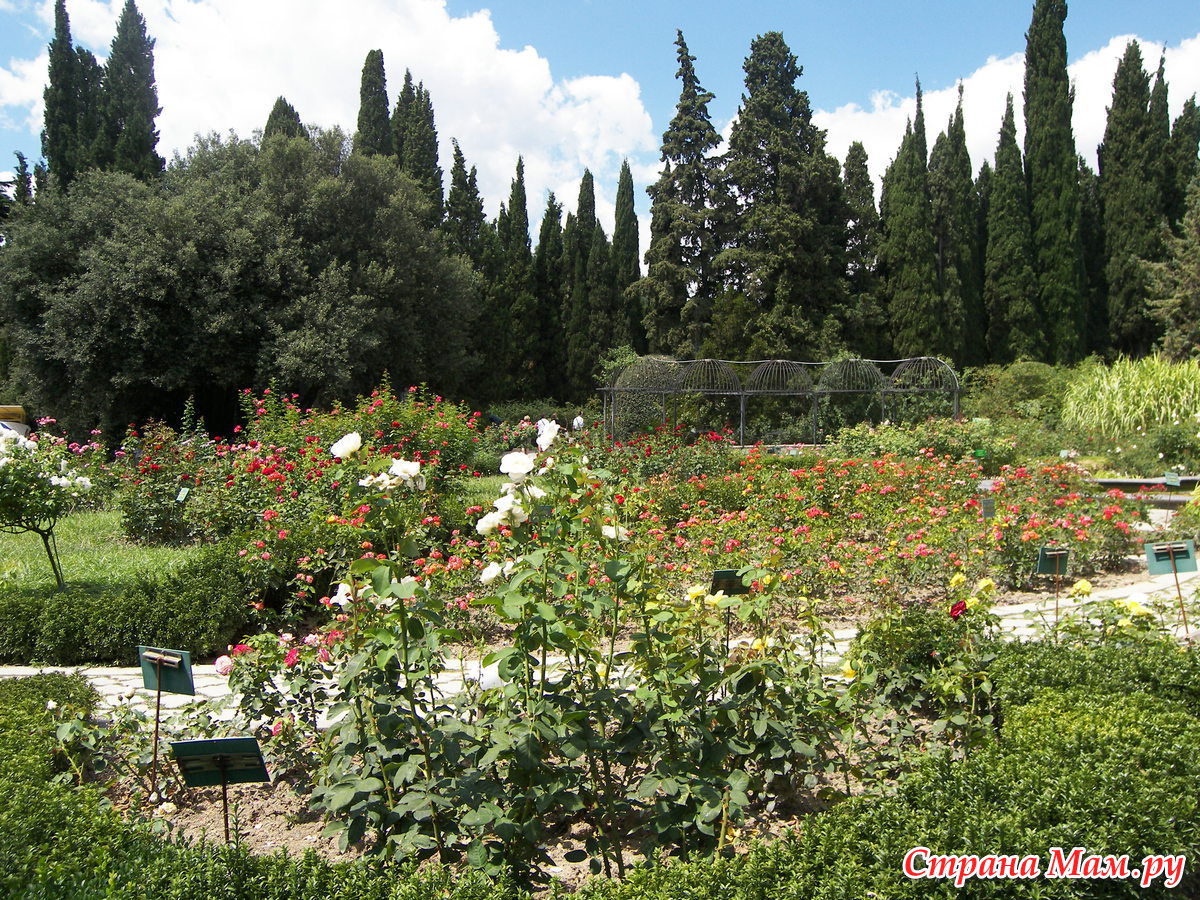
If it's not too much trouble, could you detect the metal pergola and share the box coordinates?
[599,356,961,444]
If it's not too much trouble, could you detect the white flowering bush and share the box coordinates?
[0,433,92,588]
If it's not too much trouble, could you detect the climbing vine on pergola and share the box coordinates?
[599,356,961,444]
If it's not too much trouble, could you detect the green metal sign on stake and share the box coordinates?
[171,737,270,844]
[137,646,194,800]
[980,497,996,519]
[1145,540,1197,576]
[1144,540,1195,643]
[1164,471,1182,489]
[710,569,752,596]
[138,646,194,696]
[1035,547,1070,577]
[172,737,270,788]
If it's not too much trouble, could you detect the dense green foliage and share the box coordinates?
[7,6,1200,426]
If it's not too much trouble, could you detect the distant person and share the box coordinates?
[572,412,585,433]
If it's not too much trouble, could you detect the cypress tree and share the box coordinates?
[929,90,983,363]
[498,158,540,397]
[391,71,416,166]
[881,85,955,360]
[1078,157,1109,355]
[563,173,601,398]
[1099,40,1163,355]
[13,153,33,205]
[642,31,724,357]
[532,194,566,398]
[42,0,80,187]
[984,95,1042,363]
[396,82,443,225]
[1023,0,1086,363]
[74,48,103,171]
[718,31,847,360]
[1154,178,1200,359]
[264,96,306,141]
[443,140,487,266]
[612,159,644,352]
[842,141,888,358]
[354,50,392,156]
[1148,57,1172,221]
[95,0,163,179]
[1167,97,1200,233]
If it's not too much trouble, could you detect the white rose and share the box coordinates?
[331,583,354,607]
[601,524,630,541]
[499,451,535,481]
[536,421,560,452]
[480,561,504,584]
[389,458,421,480]
[476,509,505,535]
[330,432,362,459]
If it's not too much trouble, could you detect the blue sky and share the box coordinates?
[2,0,1198,237]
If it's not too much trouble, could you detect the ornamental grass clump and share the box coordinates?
[1062,354,1200,440]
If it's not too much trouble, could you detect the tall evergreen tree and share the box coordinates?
[264,96,306,141]
[1078,156,1109,355]
[928,90,983,363]
[563,172,602,398]
[498,158,539,397]
[842,141,888,358]
[41,0,80,187]
[1167,97,1200,233]
[611,159,644,352]
[95,0,163,179]
[717,31,847,360]
[1099,40,1164,355]
[13,153,33,205]
[391,71,416,166]
[395,80,443,224]
[881,85,955,360]
[354,50,392,156]
[1023,0,1086,363]
[532,194,566,398]
[1153,177,1200,359]
[1148,57,1172,221]
[442,140,487,266]
[984,96,1042,362]
[642,31,724,357]
[74,47,103,169]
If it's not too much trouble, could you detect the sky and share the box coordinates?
[1,0,1199,246]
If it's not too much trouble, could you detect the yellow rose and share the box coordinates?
[949,573,967,590]
[975,577,997,594]
[840,661,857,680]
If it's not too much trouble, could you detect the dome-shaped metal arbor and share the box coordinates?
[600,357,960,444]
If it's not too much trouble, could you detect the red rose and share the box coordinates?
[950,600,967,619]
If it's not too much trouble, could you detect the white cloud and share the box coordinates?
[0,51,45,132]
[815,31,1200,195]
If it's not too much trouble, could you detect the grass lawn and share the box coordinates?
[0,508,198,598]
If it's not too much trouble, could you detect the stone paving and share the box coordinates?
[1,565,1196,715]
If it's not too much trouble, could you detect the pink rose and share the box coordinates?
[284,648,300,667]
[213,655,233,676]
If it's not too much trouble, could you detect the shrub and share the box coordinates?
[0,548,251,665]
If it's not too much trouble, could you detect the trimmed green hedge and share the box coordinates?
[0,545,250,665]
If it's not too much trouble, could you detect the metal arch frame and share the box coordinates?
[601,356,961,444]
